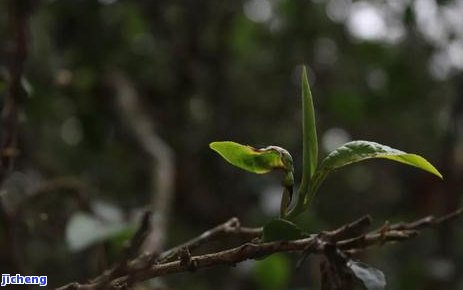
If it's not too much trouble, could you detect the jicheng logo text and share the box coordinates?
[1,274,47,287]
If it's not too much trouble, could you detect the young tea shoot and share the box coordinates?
[210,66,442,239]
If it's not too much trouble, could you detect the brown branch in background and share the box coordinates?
[0,0,31,276]
[75,211,154,290]
[55,207,463,290]
[13,177,93,217]
[110,72,175,255]
[0,0,31,182]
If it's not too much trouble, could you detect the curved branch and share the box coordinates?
[111,72,175,254]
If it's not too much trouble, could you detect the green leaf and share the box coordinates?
[107,226,137,257]
[253,254,291,290]
[317,140,442,178]
[300,65,318,186]
[348,260,386,290]
[308,140,443,204]
[263,218,304,242]
[209,141,292,174]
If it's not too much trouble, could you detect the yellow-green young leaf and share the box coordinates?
[209,141,292,174]
[309,140,443,202]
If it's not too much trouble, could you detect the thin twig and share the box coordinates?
[376,207,463,232]
[323,215,372,242]
[157,217,262,263]
[86,211,153,289]
[13,177,92,217]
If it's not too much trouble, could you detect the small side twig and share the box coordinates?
[157,217,262,263]
[86,211,153,289]
[323,215,372,242]
[13,177,92,217]
[388,207,463,231]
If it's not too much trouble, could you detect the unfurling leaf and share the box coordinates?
[209,141,293,174]
[308,140,443,204]
[211,141,295,218]
[298,66,318,199]
[263,218,304,242]
[348,260,386,290]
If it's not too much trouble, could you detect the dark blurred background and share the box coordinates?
[1,0,462,289]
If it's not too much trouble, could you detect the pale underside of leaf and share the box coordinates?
[348,260,386,290]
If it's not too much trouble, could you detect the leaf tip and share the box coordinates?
[435,170,444,180]
[407,153,444,180]
[429,165,443,179]
[209,141,230,151]
[209,141,218,150]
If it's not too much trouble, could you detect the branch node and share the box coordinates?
[226,217,241,232]
[179,247,196,271]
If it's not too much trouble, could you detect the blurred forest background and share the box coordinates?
[1,0,463,289]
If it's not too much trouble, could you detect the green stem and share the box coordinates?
[286,196,304,220]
